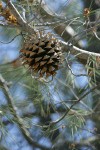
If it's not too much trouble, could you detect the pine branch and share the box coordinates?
[39,1,100,57]
[0,74,50,150]
[62,40,100,58]
[50,84,100,125]
[2,0,100,60]
[4,0,36,34]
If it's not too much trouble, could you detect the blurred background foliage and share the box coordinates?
[0,0,100,150]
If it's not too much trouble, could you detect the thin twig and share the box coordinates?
[65,57,87,76]
[0,33,21,44]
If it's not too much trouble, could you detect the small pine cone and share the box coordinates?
[0,5,17,24]
[20,31,63,78]
[7,14,17,24]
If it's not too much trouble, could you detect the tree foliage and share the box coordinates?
[0,0,100,150]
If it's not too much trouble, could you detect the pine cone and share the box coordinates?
[20,31,62,78]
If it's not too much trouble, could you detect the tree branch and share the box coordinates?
[2,0,100,60]
[0,74,50,150]
[50,84,100,125]
[5,0,36,34]
[62,40,100,58]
